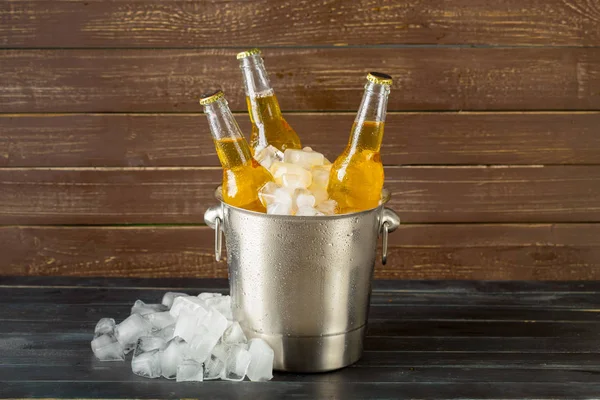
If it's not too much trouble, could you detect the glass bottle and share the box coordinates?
[237,48,302,154]
[327,72,392,214]
[200,89,274,213]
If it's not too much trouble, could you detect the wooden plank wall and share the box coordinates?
[0,0,599,280]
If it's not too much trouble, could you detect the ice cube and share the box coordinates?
[267,202,293,216]
[195,309,228,346]
[293,188,316,209]
[169,296,209,319]
[114,313,153,353]
[176,359,204,382]
[204,295,233,321]
[131,336,165,378]
[254,145,284,170]
[131,350,161,378]
[144,311,175,330]
[130,300,168,316]
[270,161,312,188]
[258,181,279,207]
[156,324,176,341]
[198,292,223,301]
[316,199,338,215]
[160,337,189,379]
[246,338,274,382]
[222,321,247,345]
[212,342,229,361]
[281,173,311,190]
[204,344,227,380]
[284,148,325,170]
[309,186,328,205]
[187,309,228,362]
[222,344,252,381]
[303,146,313,152]
[275,187,294,204]
[311,164,332,188]
[161,292,188,309]
[259,184,294,210]
[188,333,219,363]
[135,336,166,354]
[296,206,325,216]
[91,333,125,362]
[94,318,116,337]
[173,310,205,343]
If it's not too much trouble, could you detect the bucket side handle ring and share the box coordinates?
[204,205,224,261]
[380,208,400,265]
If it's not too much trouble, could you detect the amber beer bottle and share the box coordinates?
[237,48,302,154]
[328,72,392,213]
[200,89,274,213]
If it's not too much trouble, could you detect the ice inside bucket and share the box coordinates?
[205,187,399,372]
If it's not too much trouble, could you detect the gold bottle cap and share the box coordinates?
[236,48,261,60]
[367,72,392,86]
[199,89,225,105]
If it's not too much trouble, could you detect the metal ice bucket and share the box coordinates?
[204,187,400,372]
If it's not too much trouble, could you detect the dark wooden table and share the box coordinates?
[1,277,600,399]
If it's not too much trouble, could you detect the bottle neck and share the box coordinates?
[240,54,283,124]
[349,81,390,152]
[203,98,253,168]
[355,81,390,124]
[239,54,273,97]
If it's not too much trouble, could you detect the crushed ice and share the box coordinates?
[91,292,274,382]
[257,146,337,216]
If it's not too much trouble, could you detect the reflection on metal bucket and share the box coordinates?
[205,187,400,372]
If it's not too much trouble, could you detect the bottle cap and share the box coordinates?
[236,48,261,60]
[199,89,225,105]
[367,72,392,86]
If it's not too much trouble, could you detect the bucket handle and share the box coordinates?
[204,205,224,261]
[380,208,401,265]
[205,204,400,264]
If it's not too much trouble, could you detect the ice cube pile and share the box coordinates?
[91,291,274,382]
[255,146,338,216]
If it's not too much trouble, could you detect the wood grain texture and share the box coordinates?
[2,112,600,167]
[3,278,600,398]
[6,285,600,306]
[4,343,600,367]
[4,363,600,383]
[1,166,600,224]
[8,275,600,291]
[1,48,599,112]
[1,224,599,280]
[5,382,600,400]
[1,0,599,47]
[6,302,600,323]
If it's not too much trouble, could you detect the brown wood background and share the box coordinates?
[0,0,599,280]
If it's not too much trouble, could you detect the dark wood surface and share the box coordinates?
[2,276,600,399]
[2,224,600,280]
[1,0,599,280]
[2,48,599,112]
[2,112,599,167]
[2,0,599,47]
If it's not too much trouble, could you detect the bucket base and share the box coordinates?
[248,325,365,373]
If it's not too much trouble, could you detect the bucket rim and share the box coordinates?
[213,186,391,219]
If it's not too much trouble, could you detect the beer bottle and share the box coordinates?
[200,89,274,213]
[327,72,392,213]
[237,48,302,154]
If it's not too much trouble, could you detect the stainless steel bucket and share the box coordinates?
[204,187,400,372]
